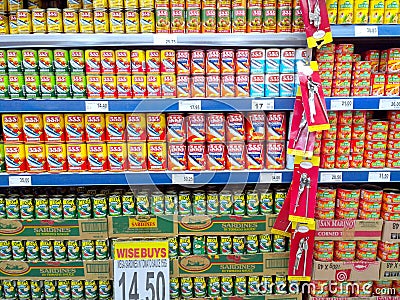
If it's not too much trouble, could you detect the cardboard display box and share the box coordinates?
[178,215,276,236]
[0,260,111,280]
[312,260,380,281]
[171,253,289,277]
[381,221,400,243]
[315,219,383,241]
[108,215,178,238]
[0,218,108,240]
[380,261,400,280]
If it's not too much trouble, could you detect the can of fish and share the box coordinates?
[44,114,65,143]
[22,114,44,143]
[127,142,147,171]
[186,143,205,171]
[11,240,25,261]
[221,74,235,97]
[208,277,220,297]
[246,112,266,141]
[176,50,190,75]
[53,240,67,261]
[65,114,85,142]
[179,236,192,256]
[16,9,32,33]
[191,49,205,75]
[2,114,24,143]
[20,197,34,219]
[85,114,106,142]
[4,144,26,173]
[47,8,63,32]
[147,142,167,171]
[136,191,150,215]
[26,240,39,261]
[266,141,285,169]
[226,142,245,170]
[192,190,206,215]
[259,234,272,252]
[273,234,287,252]
[63,8,79,33]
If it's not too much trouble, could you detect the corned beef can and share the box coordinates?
[235,49,250,74]
[168,143,187,171]
[127,142,147,171]
[206,113,225,143]
[246,112,265,141]
[206,75,221,97]
[187,113,205,143]
[191,49,205,75]
[221,49,235,75]
[187,143,206,171]
[191,75,205,98]
[246,142,264,169]
[226,113,245,141]
[87,143,108,172]
[207,143,226,170]
[235,74,249,97]
[266,141,285,169]
[323,127,337,141]
[107,143,127,171]
[177,75,191,98]
[336,139,351,155]
[147,142,167,171]
[266,112,286,141]
[160,49,176,74]
[167,113,186,143]
[221,75,235,97]
[176,50,190,75]
[335,155,350,169]
[226,142,246,170]
[126,113,146,142]
[206,49,220,74]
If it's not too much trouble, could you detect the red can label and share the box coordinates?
[226,142,245,170]
[187,113,205,142]
[66,143,88,172]
[236,49,250,74]
[44,114,65,143]
[235,74,250,97]
[266,112,286,141]
[127,142,147,171]
[168,143,187,171]
[187,143,206,171]
[23,114,44,143]
[126,114,146,141]
[206,113,225,142]
[85,114,106,142]
[2,114,24,143]
[106,114,126,142]
[221,75,235,97]
[147,74,161,97]
[87,143,108,172]
[221,49,235,75]
[266,141,285,169]
[147,142,167,171]
[246,112,265,141]
[146,50,161,74]
[147,114,166,141]
[4,144,26,173]
[206,75,221,97]
[207,143,226,170]
[177,75,191,98]
[226,113,245,141]
[131,50,146,74]
[167,114,186,143]
[46,144,67,173]
[25,144,47,173]
[191,75,205,98]
[65,114,85,142]
[176,50,190,75]
[246,142,264,169]
[206,49,220,74]
[191,50,205,75]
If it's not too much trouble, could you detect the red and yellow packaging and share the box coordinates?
[176,50,190,75]
[177,75,191,98]
[221,74,235,97]
[160,50,176,73]
[206,49,221,74]
[100,50,116,74]
[87,75,103,98]
[226,112,245,141]
[246,112,266,141]
[191,49,206,75]
[167,113,186,143]
[2,114,24,143]
[131,50,146,74]
[4,143,26,173]
[206,75,221,97]
[126,113,147,141]
[85,114,106,142]
[147,74,161,97]
[85,49,101,74]
[167,143,187,171]
[104,114,125,142]
[146,50,161,74]
[147,142,167,171]
[45,143,67,173]
[22,114,44,143]
[115,50,131,74]
[191,75,206,98]
[43,114,65,143]
[117,75,132,98]
[127,142,147,171]
[245,142,265,169]
[65,114,85,143]
[66,143,88,172]
[132,74,147,98]
[102,75,118,98]
[266,141,286,169]
[87,143,108,171]
[187,113,206,143]
[147,113,166,141]
[206,113,225,143]
[206,142,226,170]
[93,9,109,33]
[25,143,47,173]
[226,142,246,170]
[107,142,127,171]
[187,143,206,171]
[161,74,177,97]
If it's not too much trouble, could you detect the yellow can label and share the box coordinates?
[67,0,82,9]
[85,114,106,142]
[17,9,32,33]
[67,143,88,171]
[140,9,155,32]
[25,143,46,173]
[47,8,63,32]
[109,0,123,8]
[79,9,94,32]
[337,0,354,23]
[32,9,47,33]
[4,144,26,173]
[87,143,108,171]
[107,143,127,171]
[2,114,23,143]
[22,114,44,143]
[384,0,399,23]
[46,143,67,172]
[326,0,338,23]
[44,114,65,143]
[94,9,109,32]
[0,13,9,34]
[353,0,369,23]
[124,0,138,8]
[125,9,139,33]
[106,114,126,141]
[9,13,18,35]
[63,8,79,33]
[93,0,108,8]
[110,9,125,32]
[369,0,384,23]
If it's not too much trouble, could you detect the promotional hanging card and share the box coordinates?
[271,185,293,238]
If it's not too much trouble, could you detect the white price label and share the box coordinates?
[178,100,201,111]
[260,173,282,183]
[114,241,169,300]
[354,25,379,37]
[9,176,32,186]
[330,99,354,110]
[379,98,400,110]
[320,172,343,183]
[368,171,390,182]
[85,101,109,112]
[252,99,274,111]
[154,34,178,45]
[172,173,194,184]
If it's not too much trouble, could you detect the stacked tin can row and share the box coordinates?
[0,47,306,99]
[314,240,380,262]
[0,279,112,299]
[327,0,400,24]
[169,275,298,298]
[317,44,400,97]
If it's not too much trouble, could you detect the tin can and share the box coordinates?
[246,234,259,254]
[246,190,259,215]
[147,113,166,141]
[81,240,95,260]
[184,7,199,32]
[22,114,44,143]
[85,49,100,73]
[58,280,71,299]
[11,241,25,261]
[179,236,192,256]
[147,74,161,97]
[168,237,178,258]
[84,280,98,299]
[247,6,262,32]
[7,50,22,72]
[233,190,246,215]
[92,194,107,217]
[23,73,40,99]
[191,190,206,215]
[140,9,155,32]
[100,50,116,74]
[190,75,205,97]
[65,114,85,142]
[22,49,38,72]
[0,240,11,260]
[187,143,206,170]
[71,280,84,298]
[102,75,117,98]
[226,142,246,170]
[220,74,234,97]
[39,240,53,261]
[164,191,178,215]
[206,236,219,254]
[220,277,233,296]
[176,50,190,75]
[245,142,264,170]
[191,49,205,75]
[170,278,180,298]
[85,74,102,98]
[109,8,124,32]
[17,9,32,33]
[34,195,49,218]
[0,75,9,99]
[205,49,221,74]
[266,112,286,140]
[8,73,25,99]
[260,276,273,294]
[187,113,205,142]
[44,114,65,143]
[63,195,77,219]
[85,114,106,142]
[206,113,225,142]
[206,75,221,97]
[251,48,266,73]
[226,113,245,141]
[105,114,125,142]
[108,193,122,216]
[266,141,285,170]
[273,234,287,252]
[4,144,26,173]
[126,113,146,142]
[121,192,135,215]
[178,191,192,215]
[131,74,147,97]
[220,49,235,75]
[246,112,266,141]
[116,75,132,98]
[147,142,167,170]
[53,240,67,261]
[206,143,226,170]
[2,114,24,143]
[20,197,34,219]
[128,142,147,171]
[77,194,92,218]
[247,276,260,295]
[206,191,219,215]
[47,8,63,32]
[150,191,164,215]
[167,114,186,143]
[79,9,94,32]
[180,277,193,298]
[145,50,160,74]
[38,49,54,73]
[134,191,148,215]
[0,12,9,35]
[125,9,139,33]
[192,277,206,297]
[63,8,79,33]
[55,73,72,98]
[259,234,273,252]
[218,191,232,215]
[107,143,127,171]
[208,277,220,297]
[48,196,63,219]
[219,236,232,254]
[25,240,39,261]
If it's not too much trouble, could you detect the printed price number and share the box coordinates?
[9,176,32,186]
[320,172,342,183]
[330,99,353,110]
[354,25,379,37]
[260,172,282,183]
[252,99,274,111]
[85,101,109,112]
[379,98,400,110]
[178,100,201,111]
[172,173,194,184]
[154,34,178,45]
[118,271,167,300]
[368,171,391,182]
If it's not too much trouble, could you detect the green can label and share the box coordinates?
[5,198,20,219]
[220,236,232,254]
[63,197,77,219]
[108,194,122,216]
[207,277,220,297]
[219,192,232,215]
[71,280,84,299]
[26,241,39,261]
[155,7,170,33]
[44,280,57,299]
[24,73,40,99]
[82,240,95,260]
[8,73,25,98]
[30,281,43,299]
[0,75,9,98]
[95,240,108,260]
[22,49,38,72]
[178,192,192,215]
[71,73,87,98]
[17,280,30,299]
[169,278,180,298]
[164,192,178,215]
[38,49,54,72]
[151,192,165,215]
[232,236,245,254]
[49,197,63,219]
[58,280,71,299]
[69,49,85,72]
[77,196,92,219]
[181,278,193,298]
[54,49,70,72]
[233,192,245,215]
[0,50,7,73]
[207,192,219,215]
[67,240,81,261]
[98,280,112,298]
[193,277,206,297]
[179,236,191,256]
[3,280,16,299]
[234,276,247,295]
[168,237,178,258]
[84,280,98,299]
[55,73,72,98]
[193,191,206,215]
[246,191,260,215]
[7,49,22,72]
[11,240,25,260]
[20,198,34,219]
[262,7,276,32]
[221,277,233,296]
[122,193,135,215]
[35,197,50,219]
[192,236,205,255]
[40,73,56,98]
[0,195,5,217]
[206,236,218,255]
[54,240,67,261]
[248,276,260,295]
[201,7,217,32]
[40,240,53,261]
[260,191,274,214]
[246,235,259,254]
[93,195,108,218]
[259,234,272,252]
[273,234,287,252]
[136,192,150,215]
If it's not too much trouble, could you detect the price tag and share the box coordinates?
[368,171,391,182]
[354,25,379,37]
[85,101,109,112]
[114,241,170,300]
[9,176,32,186]
[178,100,201,111]
[154,34,178,45]
[330,99,353,110]
[252,99,274,111]
[172,173,194,184]
[379,98,400,110]
[320,172,342,183]
[260,173,282,183]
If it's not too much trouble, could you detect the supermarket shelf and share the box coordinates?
[1,96,400,112]
[331,24,400,38]
[1,169,400,186]
[0,33,307,48]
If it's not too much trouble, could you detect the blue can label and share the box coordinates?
[250,49,265,73]
[279,73,295,97]
[265,48,280,73]
[250,74,265,97]
[264,74,279,97]
[280,48,295,73]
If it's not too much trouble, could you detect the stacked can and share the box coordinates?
[313,241,334,261]
[364,118,388,169]
[378,241,400,261]
[314,186,336,219]
[356,240,378,261]
[334,240,356,261]
[335,110,352,169]
[358,185,383,220]
[381,188,400,220]
[386,111,400,168]
[336,185,360,220]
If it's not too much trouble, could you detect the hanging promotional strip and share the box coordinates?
[299,0,332,48]
[288,222,316,281]
[271,185,293,238]
[298,61,330,132]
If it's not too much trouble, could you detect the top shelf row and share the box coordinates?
[0,25,399,48]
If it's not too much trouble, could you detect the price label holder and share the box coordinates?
[114,240,170,300]
[154,34,178,45]
[9,176,32,186]
[320,172,343,183]
[172,173,194,184]
[354,25,379,37]
[368,171,391,182]
[85,101,109,112]
[260,172,282,183]
[252,99,274,111]
[330,99,354,110]
[379,98,400,110]
[178,100,201,111]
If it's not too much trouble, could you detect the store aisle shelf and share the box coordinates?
[331,24,400,38]
[0,33,307,48]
